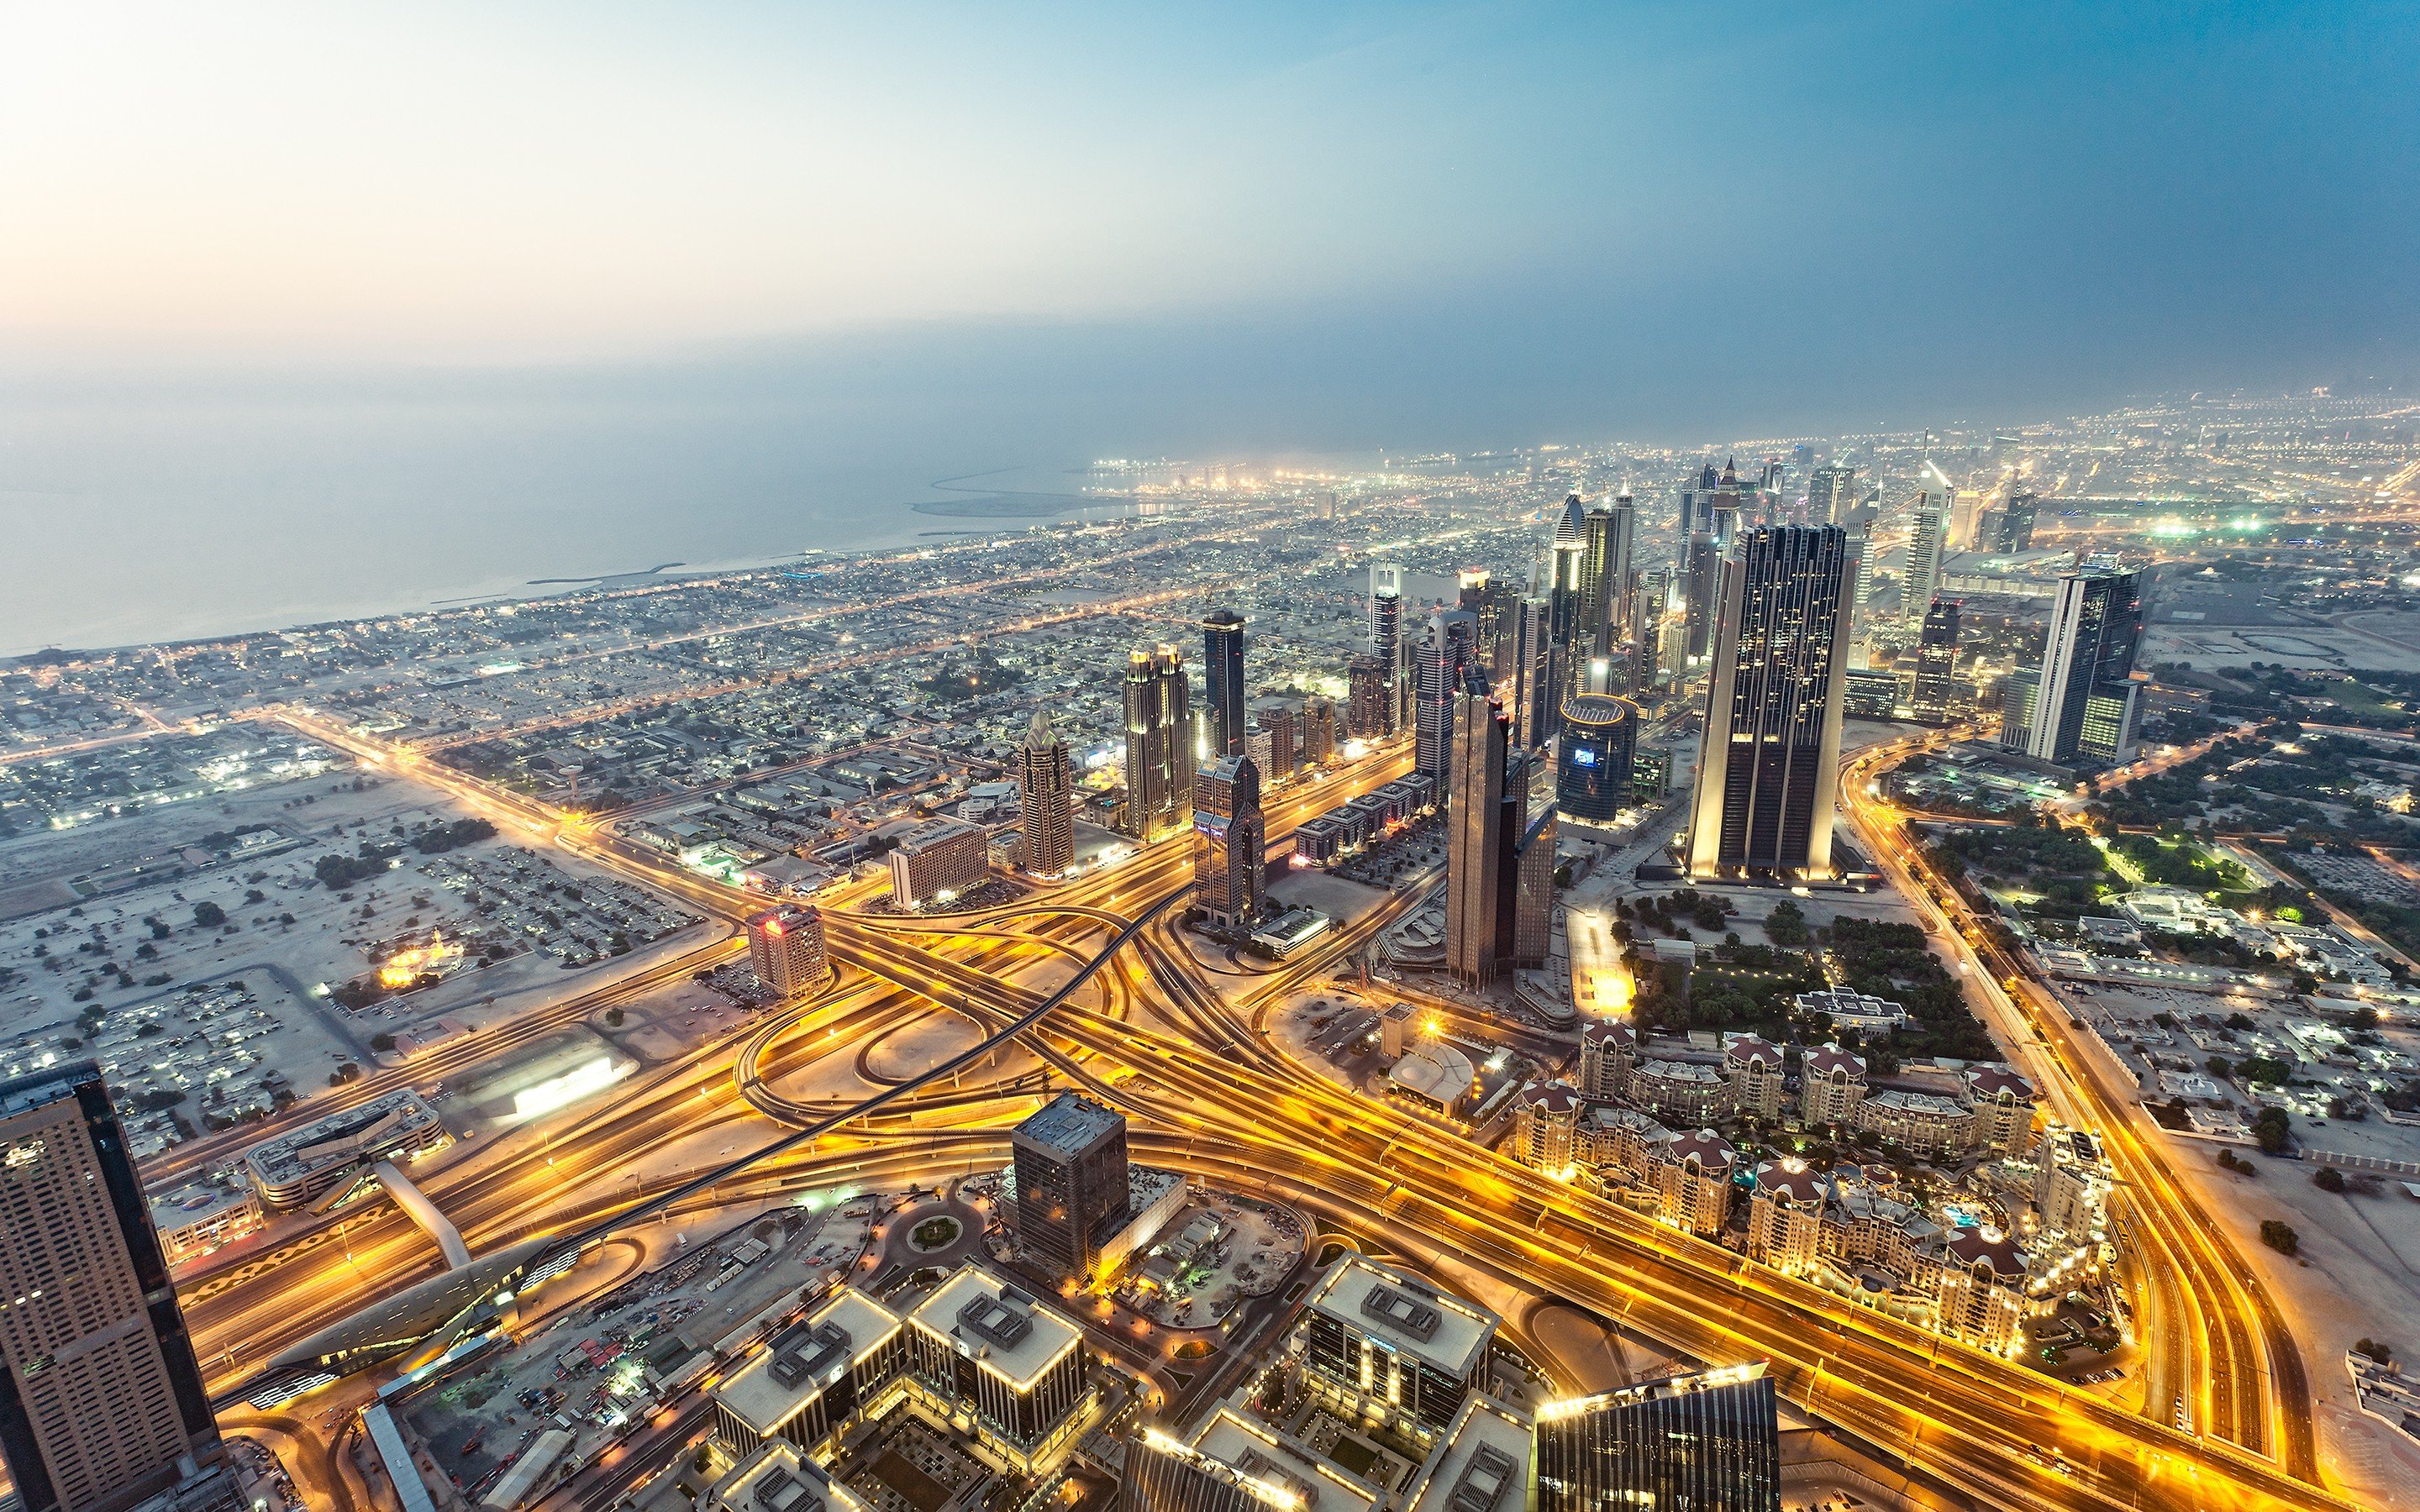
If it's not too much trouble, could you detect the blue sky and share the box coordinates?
[1,1,2413,438]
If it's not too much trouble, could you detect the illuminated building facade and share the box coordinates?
[711,1288,907,1456]
[1909,597,1962,725]
[1293,1256,1499,1442]
[1685,526,1849,881]
[1202,610,1248,760]
[0,1064,224,1512]
[2002,565,2144,767]
[1124,646,1194,842]
[905,1266,1091,1473]
[1445,679,1507,985]
[888,817,989,910]
[1414,610,1478,787]
[1193,755,1266,929]
[1903,491,1946,623]
[1015,707,1075,876]
[1534,1365,1781,1512]
[1012,1094,1132,1283]
[746,902,828,998]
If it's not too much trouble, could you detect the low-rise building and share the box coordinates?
[1294,1255,1500,1444]
[1576,1020,1635,1102]
[903,1265,1092,1473]
[1510,1082,1583,1174]
[1651,1130,1735,1237]
[1964,1066,2038,1156]
[243,1089,450,1210]
[712,1289,908,1456]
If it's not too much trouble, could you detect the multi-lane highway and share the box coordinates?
[181,710,2357,1512]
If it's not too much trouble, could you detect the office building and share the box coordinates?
[1294,1255,1500,1441]
[2001,565,2144,766]
[1302,695,1337,765]
[1685,526,1850,881]
[889,817,989,909]
[1202,610,1248,759]
[1548,496,1590,648]
[705,1440,874,1512]
[1555,693,1636,825]
[1414,610,1478,788]
[1016,707,1075,876]
[1445,680,1507,985]
[746,903,828,998]
[1506,597,1556,748]
[1123,646,1193,842]
[1013,1094,1131,1282]
[712,1289,908,1456]
[1993,489,2039,553]
[1582,498,1635,658]
[1121,1430,1292,1512]
[904,1265,1091,1473]
[1510,806,1558,969]
[1193,755,1266,929]
[0,1064,224,1512]
[1534,1365,1781,1512]
[1843,669,1904,719]
[1683,531,1720,664]
[1902,492,1946,624]
[1371,566,1409,732]
[1807,463,1857,526]
[1401,1398,1534,1512]
[1910,599,1962,725]
[1347,654,1391,739]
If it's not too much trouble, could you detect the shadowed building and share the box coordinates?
[1013,1094,1132,1282]
[1445,677,1507,985]
[1202,610,1248,759]
[0,1063,226,1512]
[1910,598,1962,725]
[1685,526,1849,881]
[1193,755,1266,928]
[1016,707,1076,875]
[746,903,828,998]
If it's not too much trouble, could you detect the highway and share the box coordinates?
[177,711,2356,1512]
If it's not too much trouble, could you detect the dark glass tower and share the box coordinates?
[1201,609,1247,759]
[2004,565,2144,766]
[1534,1365,1781,1512]
[1686,526,1850,880]
[1555,693,1637,824]
[1910,598,1962,725]
[0,1063,223,1512]
[1994,489,2039,552]
[1415,609,1478,788]
[1011,1094,1133,1282]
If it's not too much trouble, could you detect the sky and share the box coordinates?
[0,3,2416,475]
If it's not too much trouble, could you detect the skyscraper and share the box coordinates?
[1683,532,1720,664]
[1686,526,1850,880]
[1445,677,1507,985]
[1994,489,2039,553]
[1347,654,1390,739]
[1807,463,1857,526]
[1201,610,1247,759]
[1910,599,1962,725]
[1534,1364,1781,1512]
[1548,496,1590,648]
[1510,806,1559,969]
[1192,754,1265,928]
[1582,497,1636,659]
[1902,491,1946,625]
[1123,646,1192,841]
[2002,565,2144,766]
[1016,706,1075,875]
[747,902,828,997]
[1555,693,1637,825]
[1011,1093,1131,1282]
[1415,609,1478,789]
[1507,597,1556,748]
[1369,572,1405,734]
[0,1063,224,1512]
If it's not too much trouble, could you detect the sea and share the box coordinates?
[0,365,1149,656]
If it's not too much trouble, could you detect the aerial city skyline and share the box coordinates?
[3,7,2419,1512]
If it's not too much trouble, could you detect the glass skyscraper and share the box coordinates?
[1201,609,1247,759]
[1686,526,1850,881]
[1534,1365,1781,1512]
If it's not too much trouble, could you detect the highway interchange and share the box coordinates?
[173,709,2355,1512]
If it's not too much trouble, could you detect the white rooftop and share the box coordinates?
[1402,1396,1534,1512]
[1188,1409,1382,1512]
[907,1264,1081,1391]
[715,1288,902,1436]
[1304,1254,1497,1380]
